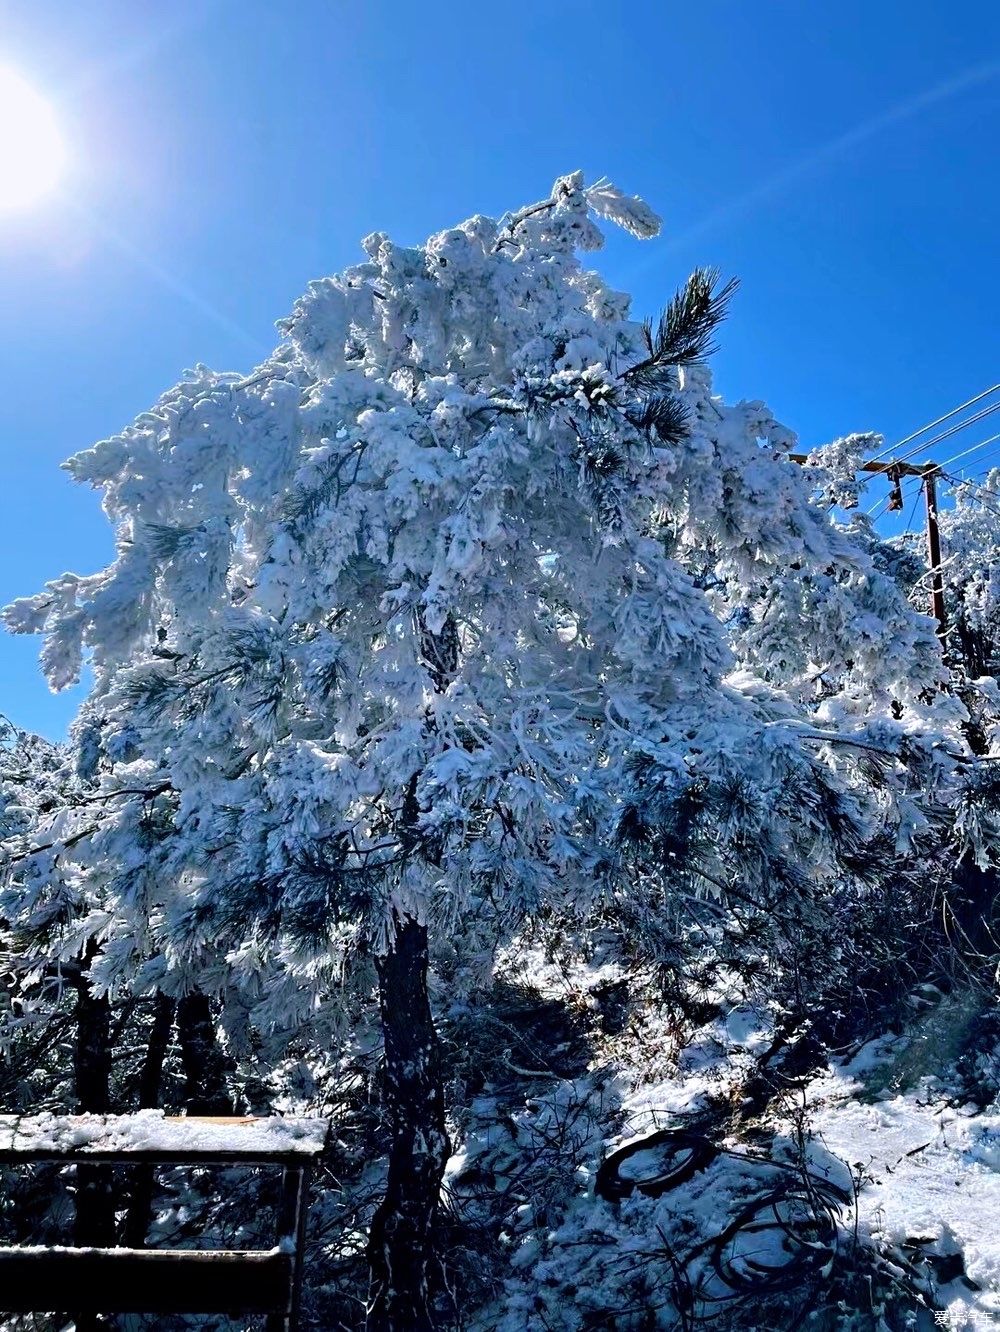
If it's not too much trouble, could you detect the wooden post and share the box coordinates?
[73,944,114,1332]
[923,466,947,634]
[125,991,176,1248]
[787,451,947,634]
[267,1162,311,1332]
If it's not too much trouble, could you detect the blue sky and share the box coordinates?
[2,0,999,737]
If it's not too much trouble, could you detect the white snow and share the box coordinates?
[0,1111,329,1157]
[808,1054,1000,1330]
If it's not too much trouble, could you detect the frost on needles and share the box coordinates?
[0,170,989,1330]
[2,170,970,999]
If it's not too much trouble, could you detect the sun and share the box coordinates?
[0,66,65,213]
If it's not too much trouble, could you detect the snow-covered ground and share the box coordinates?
[462,962,1000,1329]
[809,1043,1000,1330]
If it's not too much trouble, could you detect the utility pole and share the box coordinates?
[923,465,946,634]
[787,453,947,635]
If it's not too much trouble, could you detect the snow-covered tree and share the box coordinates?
[2,173,981,1328]
[0,721,83,1084]
[937,471,1000,682]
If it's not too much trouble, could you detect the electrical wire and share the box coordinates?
[813,414,1000,550]
[893,399,1000,468]
[866,494,896,522]
[867,433,1000,525]
[945,440,1000,483]
[943,470,1000,508]
[867,473,927,530]
[870,384,1000,464]
[864,466,902,516]
[903,479,923,534]
[928,429,1000,477]
[940,471,1000,523]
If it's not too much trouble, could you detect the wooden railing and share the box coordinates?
[0,1113,329,1330]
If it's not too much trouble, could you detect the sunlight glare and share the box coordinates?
[0,66,66,213]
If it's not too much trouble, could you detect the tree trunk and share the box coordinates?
[367,915,450,1332]
[124,991,176,1247]
[176,990,233,1115]
[73,948,114,1250]
[73,958,112,1118]
[71,949,115,1331]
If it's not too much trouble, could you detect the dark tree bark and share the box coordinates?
[124,991,176,1247]
[176,990,233,1115]
[367,914,450,1332]
[73,947,114,1250]
[137,990,176,1109]
[366,613,456,1329]
[73,961,111,1117]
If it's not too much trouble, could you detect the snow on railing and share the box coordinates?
[0,1110,329,1161]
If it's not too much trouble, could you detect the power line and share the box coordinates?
[940,471,1000,523]
[946,441,1000,483]
[931,429,1000,476]
[865,474,914,520]
[801,413,1000,633]
[870,383,1000,464]
[894,399,1000,468]
[867,492,897,522]
[903,479,923,533]
[792,446,948,631]
[944,470,1000,507]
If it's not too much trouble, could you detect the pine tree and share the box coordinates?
[2,173,983,1327]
